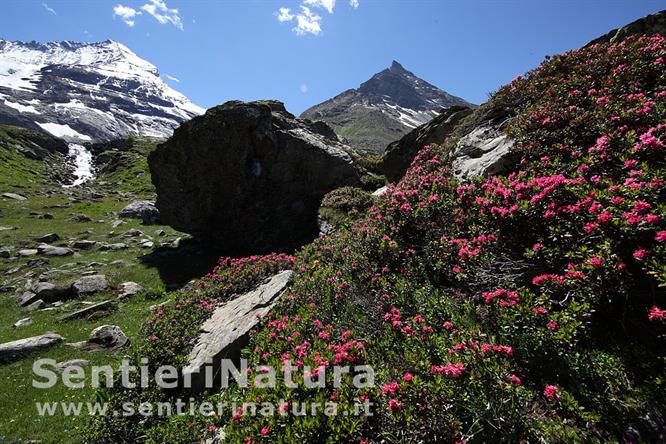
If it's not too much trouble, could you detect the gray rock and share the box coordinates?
[99,243,128,251]
[18,249,39,257]
[140,240,154,249]
[72,240,97,250]
[71,214,91,222]
[372,186,388,197]
[19,291,38,307]
[39,213,54,220]
[0,247,11,258]
[0,332,63,363]
[59,300,116,321]
[72,274,109,296]
[32,282,67,302]
[0,226,18,231]
[13,317,33,328]
[69,325,127,352]
[116,282,143,300]
[2,192,27,201]
[183,270,293,391]
[154,229,166,237]
[37,244,74,257]
[55,359,90,372]
[123,229,143,237]
[119,200,160,225]
[452,118,515,180]
[149,100,361,252]
[383,106,474,182]
[37,233,60,243]
[111,220,125,228]
[25,299,46,311]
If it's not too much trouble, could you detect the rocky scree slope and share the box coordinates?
[90,32,666,443]
[149,100,361,253]
[0,39,203,142]
[301,61,473,154]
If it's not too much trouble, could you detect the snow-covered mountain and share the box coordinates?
[301,61,474,153]
[0,39,204,142]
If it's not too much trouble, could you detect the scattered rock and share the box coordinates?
[119,200,160,225]
[110,259,128,266]
[72,240,97,250]
[37,233,60,243]
[140,240,154,249]
[25,299,46,311]
[149,100,361,252]
[38,213,54,220]
[72,274,109,296]
[2,192,27,201]
[37,244,74,257]
[183,270,293,391]
[71,215,92,222]
[0,226,18,231]
[69,325,128,352]
[32,282,68,302]
[59,300,116,321]
[19,291,38,307]
[55,359,90,373]
[99,243,128,251]
[111,220,125,228]
[0,332,63,363]
[18,249,39,257]
[116,282,143,300]
[13,317,33,328]
[154,229,166,237]
[123,229,143,237]
[0,247,11,258]
[26,258,49,268]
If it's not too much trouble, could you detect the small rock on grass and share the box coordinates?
[68,325,127,352]
[13,317,33,328]
[2,192,27,201]
[0,332,63,363]
[117,282,143,300]
[72,275,109,296]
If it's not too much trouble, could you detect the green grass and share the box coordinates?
[0,136,208,443]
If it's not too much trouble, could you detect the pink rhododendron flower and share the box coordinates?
[656,231,666,243]
[648,306,665,321]
[544,384,561,400]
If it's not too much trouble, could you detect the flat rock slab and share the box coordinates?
[37,244,74,257]
[0,332,63,363]
[183,270,293,391]
[2,192,27,201]
[13,317,33,328]
[69,325,128,352]
[59,300,116,321]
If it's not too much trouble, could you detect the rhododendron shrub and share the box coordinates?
[90,36,665,443]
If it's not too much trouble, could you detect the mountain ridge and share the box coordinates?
[0,38,203,142]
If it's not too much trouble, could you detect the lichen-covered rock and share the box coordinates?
[149,100,361,253]
[71,274,109,296]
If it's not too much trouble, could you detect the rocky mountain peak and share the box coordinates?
[301,61,474,153]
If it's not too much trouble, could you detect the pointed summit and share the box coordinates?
[301,62,474,153]
[389,60,408,74]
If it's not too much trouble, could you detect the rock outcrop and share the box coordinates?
[383,106,473,182]
[149,100,361,252]
[183,270,293,391]
[587,9,665,46]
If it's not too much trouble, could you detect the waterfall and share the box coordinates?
[63,143,95,187]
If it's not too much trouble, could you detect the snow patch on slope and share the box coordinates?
[36,122,92,141]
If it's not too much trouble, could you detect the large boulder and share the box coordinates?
[71,274,110,296]
[69,325,128,352]
[149,100,361,252]
[183,270,293,391]
[383,106,473,182]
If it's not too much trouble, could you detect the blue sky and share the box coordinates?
[1,1,663,115]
